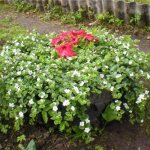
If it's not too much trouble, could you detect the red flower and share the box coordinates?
[70,36,79,45]
[52,37,62,47]
[56,43,77,58]
[84,34,96,41]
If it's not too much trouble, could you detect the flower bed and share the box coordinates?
[0,27,149,142]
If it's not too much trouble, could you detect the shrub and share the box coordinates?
[0,28,149,142]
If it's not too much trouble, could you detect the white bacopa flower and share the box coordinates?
[123,103,129,109]
[130,73,134,77]
[110,86,114,91]
[85,118,90,124]
[147,74,150,79]
[28,70,33,75]
[64,89,70,94]
[129,110,132,113]
[84,66,88,70]
[116,106,121,111]
[115,57,120,62]
[100,74,104,78]
[79,121,84,127]
[79,81,84,86]
[105,66,109,69]
[71,70,80,77]
[141,119,144,123]
[103,81,107,85]
[19,111,24,118]
[39,92,46,98]
[15,42,20,46]
[123,51,127,55]
[9,103,15,108]
[17,71,21,75]
[53,106,58,112]
[63,100,70,106]
[73,86,80,94]
[140,70,143,74]
[15,117,19,120]
[29,99,34,105]
[116,74,122,78]
[129,60,133,65]
[139,58,142,61]
[145,90,149,95]
[71,106,75,111]
[84,127,90,133]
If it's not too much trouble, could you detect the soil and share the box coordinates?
[0,4,150,150]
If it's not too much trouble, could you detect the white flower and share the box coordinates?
[85,118,90,124]
[145,90,149,95]
[15,42,19,46]
[79,121,84,126]
[115,100,118,103]
[147,74,150,79]
[28,70,33,75]
[129,110,132,113]
[130,73,134,77]
[105,66,109,69]
[129,60,133,65]
[79,81,84,86]
[84,66,88,70]
[73,86,80,94]
[116,106,120,111]
[140,70,143,74]
[39,92,46,98]
[29,99,34,105]
[103,81,107,85]
[116,74,122,78]
[71,70,80,77]
[141,119,144,123]
[19,111,24,118]
[123,103,129,109]
[115,57,120,62]
[9,103,15,108]
[64,89,70,94]
[110,86,114,91]
[71,106,75,111]
[63,100,70,106]
[84,127,90,133]
[136,98,142,104]
[15,117,19,120]
[53,106,58,112]
[100,74,104,78]
[123,51,127,55]
[17,71,21,75]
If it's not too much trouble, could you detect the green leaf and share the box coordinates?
[102,105,119,122]
[26,140,36,150]
[42,111,48,124]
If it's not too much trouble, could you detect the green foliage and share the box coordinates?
[42,6,94,25]
[26,140,36,150]
[0,28,149,142]
[96,12,124,27]
[13,0,34,12]
[130,14,141,26]
[17,134,26,143]
[95,145,105,150]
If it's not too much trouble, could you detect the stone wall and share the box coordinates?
[2,0,150,25]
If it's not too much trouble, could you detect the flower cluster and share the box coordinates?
[51,30,97,58]
[0,28,149,142]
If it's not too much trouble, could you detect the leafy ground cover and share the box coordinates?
[0,2,150,150]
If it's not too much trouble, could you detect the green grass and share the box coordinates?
[0,3,27,50]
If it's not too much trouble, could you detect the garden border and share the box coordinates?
[2,0,150,25]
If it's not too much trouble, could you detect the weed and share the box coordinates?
[130,14,141,26]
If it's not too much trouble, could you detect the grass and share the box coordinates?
[0,3,27,50]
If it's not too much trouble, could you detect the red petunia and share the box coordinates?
[56,43,77,58]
